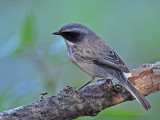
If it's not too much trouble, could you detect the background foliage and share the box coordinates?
[0,0,160,120]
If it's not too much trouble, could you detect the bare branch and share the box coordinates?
[0,62,160,120]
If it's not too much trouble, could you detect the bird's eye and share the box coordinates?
[61,32,82,43]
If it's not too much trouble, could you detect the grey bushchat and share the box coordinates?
[53,23,151,111]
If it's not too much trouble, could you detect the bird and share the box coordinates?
[52,23,151,111]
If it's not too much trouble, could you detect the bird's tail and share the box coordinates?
[114,71,151,111]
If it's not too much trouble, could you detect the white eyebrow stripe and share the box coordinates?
[65,27,89,34]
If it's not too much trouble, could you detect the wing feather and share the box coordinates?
[97,49,130,73]
[72,39,130,73]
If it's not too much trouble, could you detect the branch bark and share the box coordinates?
[0,62,160,120]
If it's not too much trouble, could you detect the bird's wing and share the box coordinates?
[72,39,129,73]
[95,48,130,73]
[93,40,130,73]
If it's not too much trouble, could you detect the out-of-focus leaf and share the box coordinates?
[0,87,13,111]
[76,109,144,120]
[0,34,20,60]
[21,15,34,47]
[97,109,144,119]
[14,15,35,54]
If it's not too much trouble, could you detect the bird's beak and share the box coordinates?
[52,31,61,35]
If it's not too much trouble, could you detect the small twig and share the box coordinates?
[40,92,48,100]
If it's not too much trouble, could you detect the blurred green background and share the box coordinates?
[0,0,160,120]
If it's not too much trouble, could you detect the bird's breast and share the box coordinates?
[67,48,110,78]
[67,48,73,60]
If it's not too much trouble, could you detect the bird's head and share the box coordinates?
[53,23,96,43]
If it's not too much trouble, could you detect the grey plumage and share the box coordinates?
[53,23,151,110]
